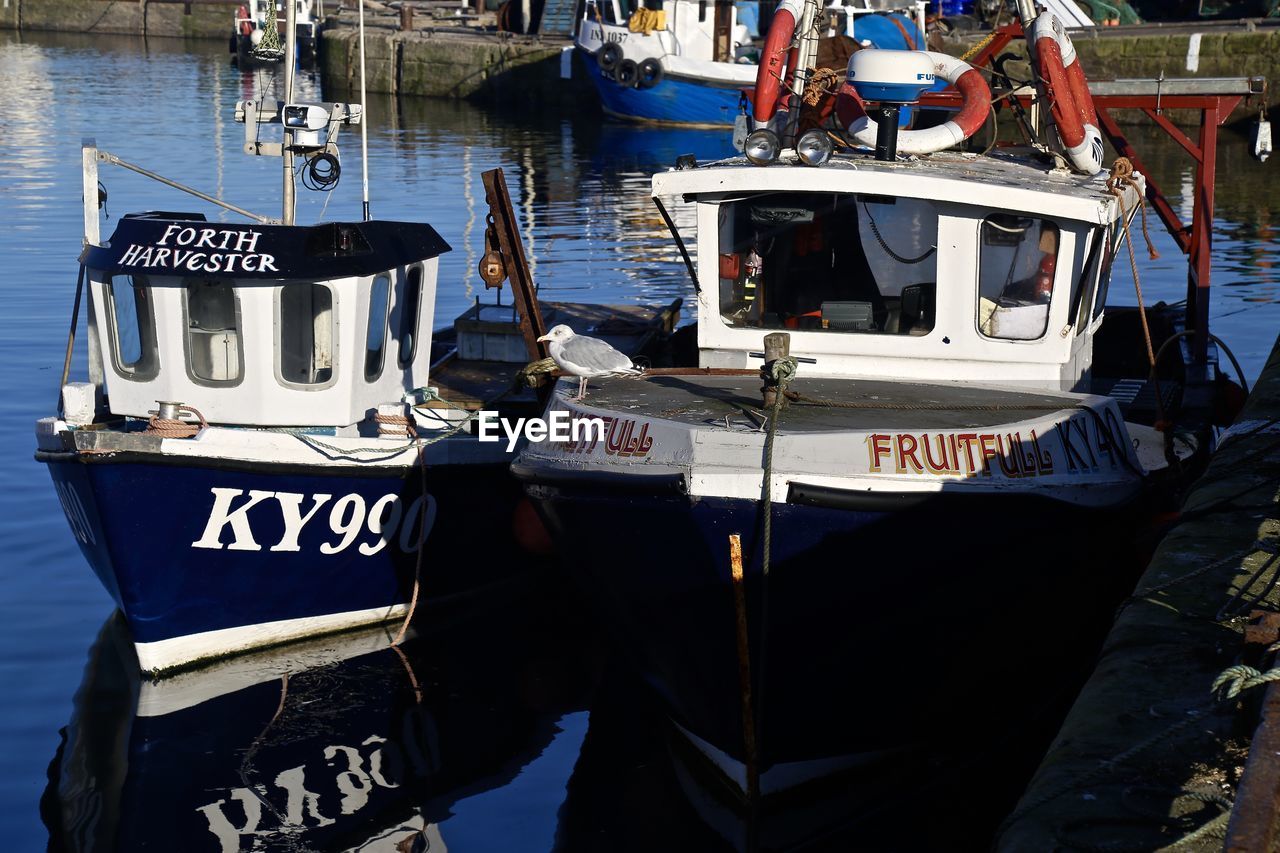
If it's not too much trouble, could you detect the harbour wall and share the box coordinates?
[317,27,592,107]
[996,334,1280,851]
[1,0,1277,120]
[0,0,233,39]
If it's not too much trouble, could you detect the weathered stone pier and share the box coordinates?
[998,334,1280,851]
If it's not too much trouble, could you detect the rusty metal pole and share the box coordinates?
[400,3,413,31]
[1189,104,1219,366]
[728,534,761,805]
[480,168,548,361]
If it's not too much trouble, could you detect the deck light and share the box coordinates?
[744,129,780,166]
[796,130,833,167]
[283,104,330,149]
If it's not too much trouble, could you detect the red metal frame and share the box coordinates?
[917,24,1248,364]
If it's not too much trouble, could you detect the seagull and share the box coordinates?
[536,324,643,401]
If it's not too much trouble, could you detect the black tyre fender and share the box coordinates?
[616,58,639,88]
[637,57,664,88]
[597,42,623,73]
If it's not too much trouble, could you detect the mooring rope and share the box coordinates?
[1106,157,1173,436]
[760,356,798,583]
[145,404,208,439]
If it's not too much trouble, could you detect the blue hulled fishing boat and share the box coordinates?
[575,0,926,126]
[516,3,1259,800]
[35,4,595,673]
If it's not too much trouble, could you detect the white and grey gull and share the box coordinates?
[536,324,643,401]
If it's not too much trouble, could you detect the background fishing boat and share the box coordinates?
[574,0,926,126]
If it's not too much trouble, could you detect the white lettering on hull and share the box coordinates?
[191,488,436,555]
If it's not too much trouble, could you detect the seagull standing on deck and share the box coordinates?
[536,324,643,401]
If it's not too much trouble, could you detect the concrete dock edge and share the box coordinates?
[997,335,1280,852]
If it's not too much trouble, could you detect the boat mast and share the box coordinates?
[282,0,297,225]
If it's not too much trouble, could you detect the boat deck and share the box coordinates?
[577,374,1085,431]
[428,300,682,411]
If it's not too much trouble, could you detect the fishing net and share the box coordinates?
[252,1,286,62]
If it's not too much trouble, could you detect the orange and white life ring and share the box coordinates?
[238,5,253,37]
[834,51,990,155]
[752,0,804,123]
[1029,11,1105,175]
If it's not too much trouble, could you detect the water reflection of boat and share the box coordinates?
[42,578,594,852]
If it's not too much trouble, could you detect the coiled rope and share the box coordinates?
[1212,663,1280,700]
[802,67,842,107]
[145,404,208,439]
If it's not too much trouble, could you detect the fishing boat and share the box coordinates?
[231,0,320,67]
[516,1,1263,800]
[575,0,925,126]
[34,3,677,674]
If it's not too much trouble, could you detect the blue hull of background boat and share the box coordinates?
[43,455,525,665]
[581,52,746,126]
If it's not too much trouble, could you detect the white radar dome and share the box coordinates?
[847,50,937,104]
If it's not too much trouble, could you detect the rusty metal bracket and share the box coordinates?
[480,168,547,362]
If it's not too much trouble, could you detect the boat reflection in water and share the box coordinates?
[42,578,596,852]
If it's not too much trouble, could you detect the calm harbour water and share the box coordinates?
[1,29,1278,851]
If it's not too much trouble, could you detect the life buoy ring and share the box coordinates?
[834,51,990,155]
[637,57,664,89]
[752,0,804,122]
[598,41,623,73]
[237,5,252,37]
[1029,11,1105,175]
[616,58,639,88]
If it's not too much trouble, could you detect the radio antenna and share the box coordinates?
[357,0,371,221]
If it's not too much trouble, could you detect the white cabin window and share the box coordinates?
[1069,226,1107,330]
[365,273,391,382]
[397,265,423,368]
[106,275,159,381]
[716,193,938,336]
[184,279,243,385]
[278,283,334,386]
[1092,224,1125,323]
[977,215,1060,342]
